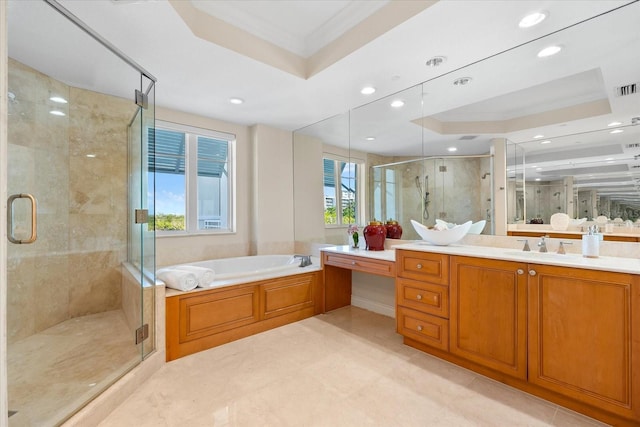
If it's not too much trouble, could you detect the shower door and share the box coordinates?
[5,1,154,425]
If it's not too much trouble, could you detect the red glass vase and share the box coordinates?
[364,221,386,251]
[385,220,403,239]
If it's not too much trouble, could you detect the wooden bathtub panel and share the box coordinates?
[166,271,322,361]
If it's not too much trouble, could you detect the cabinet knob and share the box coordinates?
[417,325,423,331]
[517,269,524,275]
[529,270,537,276]
[351,261,356,265]
[416,263,423,269]
[416,294,423,300]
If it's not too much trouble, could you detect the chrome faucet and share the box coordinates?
[517,239,530,251]
[537,235,549,253]
[294,255,312,267]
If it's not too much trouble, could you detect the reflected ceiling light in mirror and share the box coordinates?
[447,147,457,152]
[610,129,624,134]
[535,178,541,181]
[86,154,96,158]
[49,110,65,116]
[519,11,547,28]
[453,77,472,86]
[537,45,562,58]
[360,86,376,95]
[229,97,244,105]
[425,56,446,67]
[540,140,551,144]
[390,99,404,108]
[533,134,544,139]
[608,121,622,126]
[365,137,376,141]
[49,96,67,104]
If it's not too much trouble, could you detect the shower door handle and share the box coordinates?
[7,193,37,244]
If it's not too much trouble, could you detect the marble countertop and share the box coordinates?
[321,243,640,275]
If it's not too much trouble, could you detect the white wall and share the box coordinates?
[250,124,295,255]
[1,2,8,424]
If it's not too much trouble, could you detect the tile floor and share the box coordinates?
[8,310,139,427]
[99,307,609,427]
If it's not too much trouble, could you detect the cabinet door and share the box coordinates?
[528,265,640,419]
[450,256,528,379]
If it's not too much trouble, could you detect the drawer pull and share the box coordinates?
[517,269,524,275]
[352,261,356,265]
[416,263,423,269]
[529,270,537,276]
[416,294,423,300]
[417,325,423,332]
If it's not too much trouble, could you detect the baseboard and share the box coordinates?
[351,296,395,318]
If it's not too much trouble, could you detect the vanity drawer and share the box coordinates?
[396,250,449,285]
[322,252,396,277]
[397,278,449,318]
[397,306,449,351]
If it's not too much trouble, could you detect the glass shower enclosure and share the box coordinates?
[4,1,155,425]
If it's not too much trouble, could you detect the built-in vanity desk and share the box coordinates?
[321,243,640,426]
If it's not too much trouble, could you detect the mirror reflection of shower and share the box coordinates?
[415,175,430,220]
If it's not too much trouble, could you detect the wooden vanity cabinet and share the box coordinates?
[528,265,640,420]
[450,256,528,380]
[396,251,451,350]
[322,251,395,312]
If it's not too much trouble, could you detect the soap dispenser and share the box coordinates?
[582,225,599,258]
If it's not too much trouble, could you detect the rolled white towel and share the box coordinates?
[174,265,216,288]
[157,268,198,291]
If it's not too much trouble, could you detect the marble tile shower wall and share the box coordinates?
[7,59,136,343]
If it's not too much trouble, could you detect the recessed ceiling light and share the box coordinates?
[49,110,65,116]
[536,167,542,171]
[610,129,624,134]
[519,12,547,28]
[530,165,537,168]
[229,98,244,105]
[86,154,96,158]
[425,56,446,67]
[447,147,457,152]
[365,137,376,141]
[535,178,541,181]
[533,134,544,139]
[540,140,551,144]
[605,158,614,161]
[537,45,562,58]
[607,161,615,164]
[49,96,68,104]
[453,77,472,86]
[608,121,622,127]
[361,86,376,95]
[390,100,404,108]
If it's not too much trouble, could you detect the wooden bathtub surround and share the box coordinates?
[166,271,322,361]
[394,248,640,426]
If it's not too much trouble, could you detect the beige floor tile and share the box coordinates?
[99,306,611,427]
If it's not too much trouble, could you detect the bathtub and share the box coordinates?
[167,254,321,291]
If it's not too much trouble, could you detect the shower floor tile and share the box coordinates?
[8,310,139,427]
[97,306,609,427]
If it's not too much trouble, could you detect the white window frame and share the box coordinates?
[155,120,236,236]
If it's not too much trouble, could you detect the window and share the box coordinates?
[323,156,362,225]
[372,166,398,221]
[149,121,235,234]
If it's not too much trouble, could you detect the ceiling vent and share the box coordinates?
[458,135,477,140]
[616,82,638,96]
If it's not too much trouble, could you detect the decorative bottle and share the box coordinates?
[385,219,403,239]
[364,220,386,251]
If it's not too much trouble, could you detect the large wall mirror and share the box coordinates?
[293,1,640,246]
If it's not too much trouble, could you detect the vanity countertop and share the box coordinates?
[322,243,640,275]
[320,246,396,262]
[397,242,640,274]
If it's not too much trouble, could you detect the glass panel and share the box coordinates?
[6,1,152,424]
[151,128,186,231]
[323,158,337,224]
[197,136,228,230]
